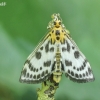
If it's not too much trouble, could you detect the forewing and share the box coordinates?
[61,36,95,83]
[19,35,56,83]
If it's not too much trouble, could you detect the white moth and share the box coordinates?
[19,13,95,84]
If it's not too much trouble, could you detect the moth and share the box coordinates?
[19,13,95,84]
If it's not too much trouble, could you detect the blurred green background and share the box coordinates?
[0,0,100,100]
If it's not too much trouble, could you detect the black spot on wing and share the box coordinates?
[83,73,85,77]
[30,74,32,78]
[86,71,88,76]
[40,46,43,50]
[24,59,30,65]
[40,67,42,70]
[22,69,27,77]
[44,61,51,67]
[29,63,34,71]
[71,71,74,76]
[33,68,36,72]
[41,71,44,77]
[65,60,72,66]
[50,47,54,52]
[33,75,36,79]
[45,41,49,53]
[37,74,40,79]
[73,66,76,69]
[68,70,70,74]
[81,65,84,70]
[83,59,87,67]
[66,40,70,52]
[72,46,75,50]
[36,69,38,72]
[29,63,31,69]
[35,52,41,59]
[88,67,92,75]
[79,74,82,78]
[77,68,79,71]
[80,67,82,71]
[74,51,80,59]
[62,47,67,52]
[30,66,33,71]
[27,73,29,78]
[83,62,86,67]
[75,73,79,78]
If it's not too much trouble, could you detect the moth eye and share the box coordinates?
[59,22,61,25]
[54,21,56,25]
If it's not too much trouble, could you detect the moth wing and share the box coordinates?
[61,36,95,83]
[19,35,56,83]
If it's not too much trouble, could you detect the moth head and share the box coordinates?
[53,20,61,28]
[47,13,65,29]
